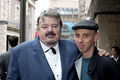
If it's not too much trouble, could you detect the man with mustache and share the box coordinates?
[7,9,109,80]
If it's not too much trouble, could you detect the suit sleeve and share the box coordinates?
[6,50,20,80]
[0,57,7,80]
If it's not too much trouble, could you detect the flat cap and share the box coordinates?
[72,20,99,32]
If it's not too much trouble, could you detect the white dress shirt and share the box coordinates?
[75,57,82,80]
[40,41,62,80]
[111,55,119,62]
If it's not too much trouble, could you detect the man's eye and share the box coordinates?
[53,26,57,28]
[52,25,58,28]
[41,25,47,29]
[75,34,79,38]
[83,34,89,38]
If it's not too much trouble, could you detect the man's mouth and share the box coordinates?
[78,45,84,49]
[47,35,55,38]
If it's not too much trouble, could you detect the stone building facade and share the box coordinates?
[0,0,37,54]
[78,0,120,53]
[26,0,37,41]
[49,0,78,22]
[49,0,79,40]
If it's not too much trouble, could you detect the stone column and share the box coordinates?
[0,24,7,54]
[96,14,120,53]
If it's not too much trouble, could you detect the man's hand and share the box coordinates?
[97,48,110,56]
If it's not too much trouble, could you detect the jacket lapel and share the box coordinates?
[32,37,55,79]
[59,40,66,78]
[88,47,99,75]
[117,56,120,63]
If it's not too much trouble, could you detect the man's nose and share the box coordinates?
[48,26,53,31]
[78,37,83,43]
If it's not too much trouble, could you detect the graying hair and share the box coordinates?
[37,9,62,28]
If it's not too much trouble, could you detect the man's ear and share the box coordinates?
[94,32,99,42]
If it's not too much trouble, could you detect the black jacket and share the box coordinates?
[117,57,120,70]
[88,47,120,80]
[0,50,11,80]
[117,56,120,66]
[111,56,120,73]
[74,47,120,80]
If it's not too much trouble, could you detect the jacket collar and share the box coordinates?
[32,37,70,79]
[32,37,55,79]
[88,47,99,75]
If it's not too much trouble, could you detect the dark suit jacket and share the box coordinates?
[117,57,120,70]
[111,56,120,73]
[0,50,11,80]
[6,37,79,80]
[117,56,120,66]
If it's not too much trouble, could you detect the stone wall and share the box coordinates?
[49,0,78,8]
[96,14,120,53]
[0,0,36,54]
[78,0,86,20]
[0,0,8,20]
[0,24,7,54]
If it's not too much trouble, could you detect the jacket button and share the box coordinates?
[88,71,92,74]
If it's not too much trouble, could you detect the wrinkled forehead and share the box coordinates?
[38,16,60,25]
[112,48,115,51]
[40,16,57,22]
[75,28,96,33]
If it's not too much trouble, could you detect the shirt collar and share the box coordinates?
[40,40,59,53]
[111,55,119,61]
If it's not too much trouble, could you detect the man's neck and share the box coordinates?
[83,47,94,58]
[114,55,119,59]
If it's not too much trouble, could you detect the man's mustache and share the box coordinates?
[46,31,56,36]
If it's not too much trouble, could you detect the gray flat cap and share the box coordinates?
[72,20,99,32]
